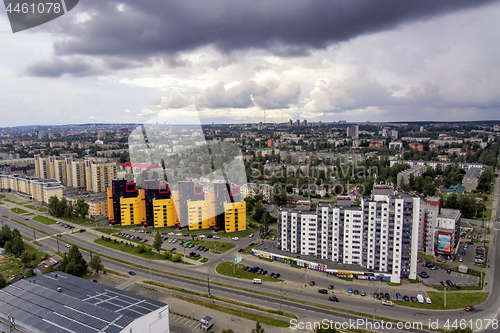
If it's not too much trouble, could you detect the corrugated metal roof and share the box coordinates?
[0,272,167,333]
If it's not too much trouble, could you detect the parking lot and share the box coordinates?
[169,313,200,332]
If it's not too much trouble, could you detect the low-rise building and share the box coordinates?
[462,167,482,192]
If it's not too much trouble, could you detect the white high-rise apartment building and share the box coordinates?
[278,185,420,283]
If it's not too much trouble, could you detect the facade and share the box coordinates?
[396,165,427,188]
[369,141,382,149]
[0,174,63,204]
[66,193,108,219]
[277,185,420,283]
[462,167,482,192]
[91,162,117,193]
[410,143,424,151]
[419,197,461,259]
[389,141,403,150]
[0,272,170,333]
[108,179,245,232]
[34,154,117,193]
[347,125,359,138]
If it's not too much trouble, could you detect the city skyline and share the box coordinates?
[1,1,500,127]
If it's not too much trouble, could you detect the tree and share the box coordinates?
[48,196,59,216]
[0,274,7,289]
[153,232,163,253]
[251,322,265,333]
[163,250,172,259]
[0,225,12,247]
[60,245,88,277]
[172,254,182,262]
[252,201,265,222]
[89,255,104,274]
[75,199,89,218]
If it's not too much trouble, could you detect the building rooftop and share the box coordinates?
[464,167,481,179]
[439,208,461,220]
[0,272,167,333]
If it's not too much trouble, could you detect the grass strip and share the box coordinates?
[95,238,192,265]
[10,207,28,214]
[200,258,209,263]
[11,219,50,236]
[143,280,298,320]
[95,228,118,235]
[33,215,57,225]
[395,292,488,310]
[170,294,291,328]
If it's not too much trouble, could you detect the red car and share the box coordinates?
[464,306,475,312]
[143,239,148,243]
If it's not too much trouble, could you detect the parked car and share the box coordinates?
[417,294,424,303]
[318,289,328,294]
[128,271,135,276]
[403,295,410,302]
[459,257,463,262]
[347,287,352,294]
[411,297,417,302]
[328,296,339,302]
[360,291,366,297]
[425,297,432,304]
[440,281,447,287]
[446,269,451,274]
[232,237,239,241]
[310,281,316,287]
[385,293,390,300]
[464,306,475,312]
[274,273,280,278]
[446,280,455,287]
[328,285,334,290]
[353,289,359,295]
[382,300,394,307]
[170,248,176,251]
[396,293,402,301]
[373,293,379,298]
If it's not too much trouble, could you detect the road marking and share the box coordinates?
[178,317,187,324]
[188,321,197,328]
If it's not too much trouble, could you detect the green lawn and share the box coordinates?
[395,292,488,310]
[0,202,4,205]
[0,256,24,280]
[217,228,255,238]
[10,207,28,214]
[215,262,281,282]
[243,243,259,254]
[24,204,48,212]
[476,209,492,221]
[94,238,189,264]
[200,258,209,263]
[33,215,57,225]
[59,215,95,225]
[0,194,5,199]
[95,228,118,235]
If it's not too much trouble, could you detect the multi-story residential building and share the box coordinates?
[462,167,482,192]
[396,165,427,188]
[34,154,117,193]
[107,179,245,232]
[91,162,117,193]
[389,160,485,171]
[389,141,403,150]
[277,185,420,283]
[410,142,424,151]
[347,125,359,138]
[0,174,63,204]
[419,197,461,259]
[65,193,108,219]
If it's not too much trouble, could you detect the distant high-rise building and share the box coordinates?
[296,120,300,127]
[303,119,307,127]
[267,139,273,147]
[420,126,425,132]
[289,119,293,127]
[347,125,359,138]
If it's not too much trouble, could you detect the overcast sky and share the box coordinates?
[0,0,499,127]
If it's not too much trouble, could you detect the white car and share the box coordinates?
[425,297,432,304]
[459,257,463,262]
[199,235,206,238]
[175,233,182,236]
[172,239,178,243]
[213,235,220,239]
[168,232,175,235]
[249,233,253,238]
[232,237,239,241]
[168,239,173,243]
[65,244,70,248]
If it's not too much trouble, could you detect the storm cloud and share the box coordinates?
[24,0,493,77]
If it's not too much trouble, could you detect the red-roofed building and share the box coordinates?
[410,143,424,152]
[120,162,162,174]
[369,141,381,149]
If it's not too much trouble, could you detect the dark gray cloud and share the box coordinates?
[24,0,493,77]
